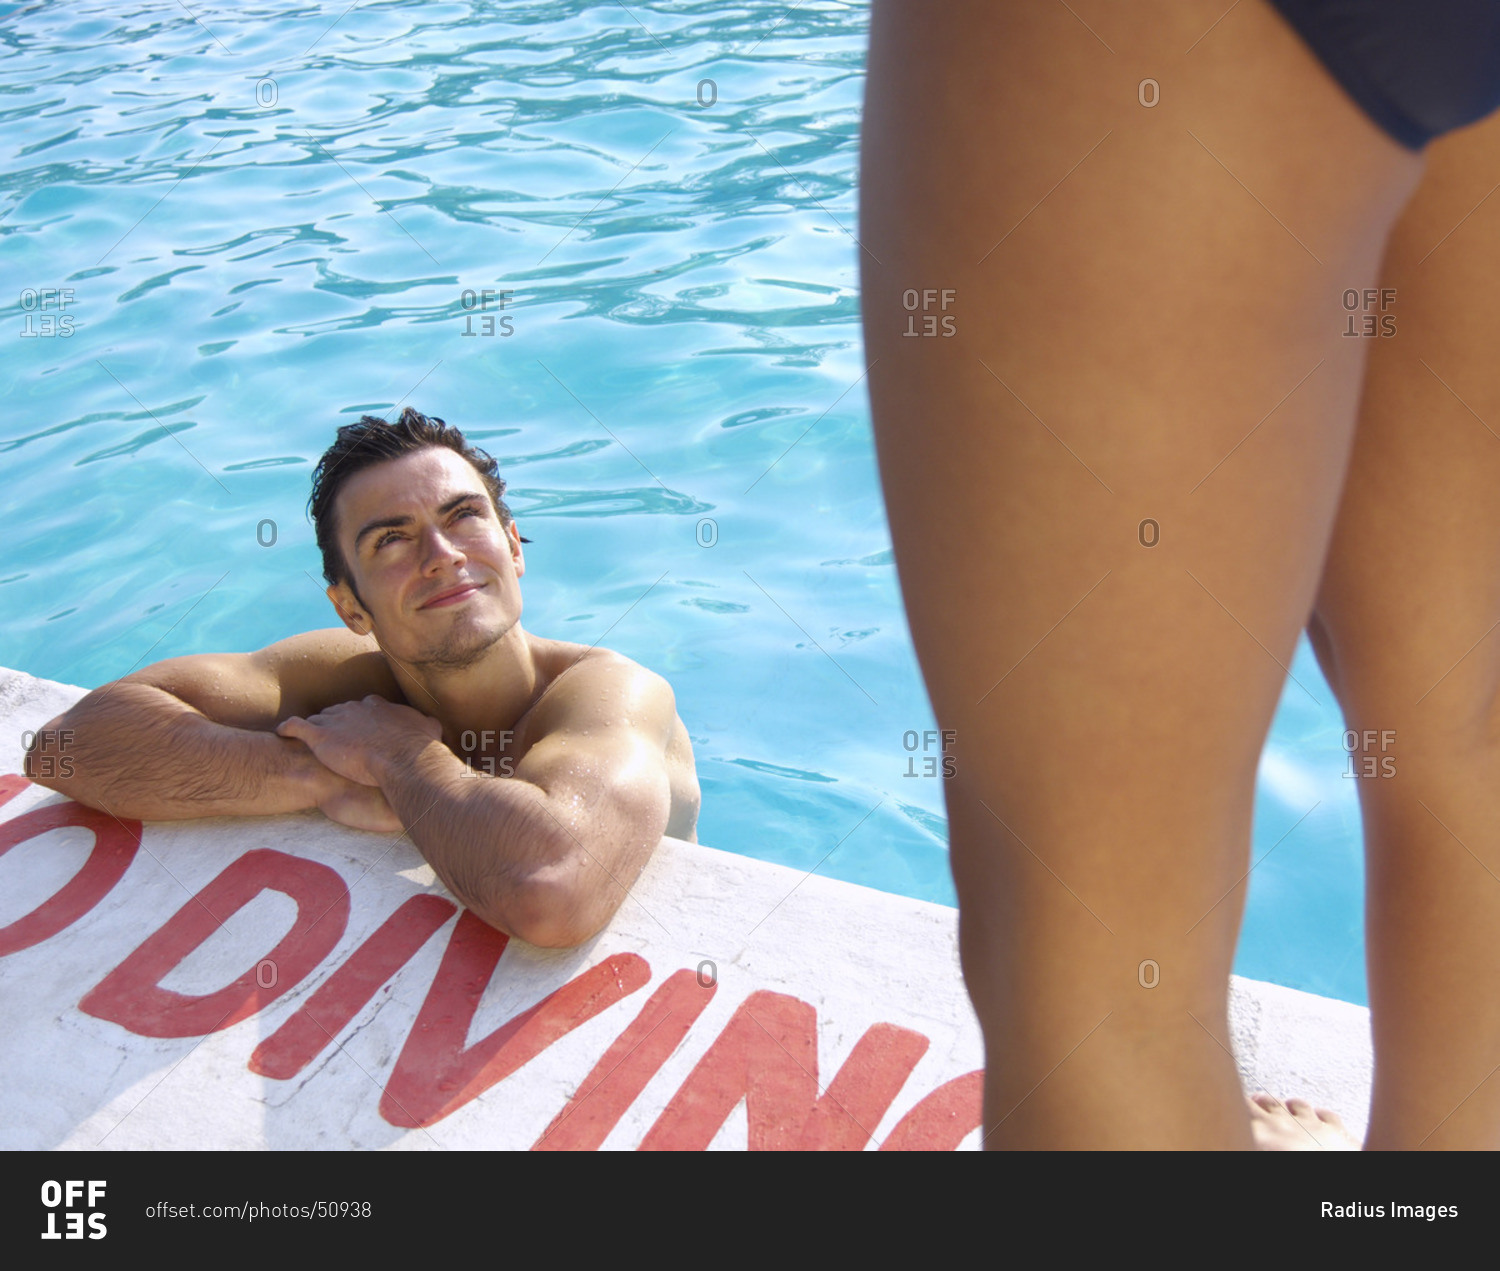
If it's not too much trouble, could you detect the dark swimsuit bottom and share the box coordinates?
[1266,0,1500,149]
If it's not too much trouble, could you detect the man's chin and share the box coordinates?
[413,619,511,673]
[370,599,515,669]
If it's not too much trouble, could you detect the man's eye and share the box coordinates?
[375,532,401,549]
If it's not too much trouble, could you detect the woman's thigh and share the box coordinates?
[859,0,1424,1054]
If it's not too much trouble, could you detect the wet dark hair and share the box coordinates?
[308,407,527,604]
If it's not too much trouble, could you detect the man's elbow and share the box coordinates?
[473,871,614,950]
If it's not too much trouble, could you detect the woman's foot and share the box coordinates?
[1247,1092,1361,1150]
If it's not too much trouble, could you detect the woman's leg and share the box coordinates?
[1309,104,1500,1151]
[860,0,1424,1147]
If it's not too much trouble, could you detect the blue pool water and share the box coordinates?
[0,1,1371,1004]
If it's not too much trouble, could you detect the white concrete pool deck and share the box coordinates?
[0,664,1374,1149]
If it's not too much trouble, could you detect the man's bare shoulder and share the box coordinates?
[524,640,677,740]
[251,627,404,717]
[519,640,699,843]
[249,626,387,672]
[126,626,401,726]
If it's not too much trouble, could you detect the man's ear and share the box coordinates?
[327,582,372,636]
[508,521,526,579]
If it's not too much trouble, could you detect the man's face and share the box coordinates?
[328,446,525,670]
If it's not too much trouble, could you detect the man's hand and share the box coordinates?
[315,773,406,835]
[277,695,442,787]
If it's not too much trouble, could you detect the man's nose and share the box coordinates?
[419,524,465,568]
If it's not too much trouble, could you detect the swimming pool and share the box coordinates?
[0,0,1371,1004]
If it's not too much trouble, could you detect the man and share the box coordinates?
[25,408,700,949]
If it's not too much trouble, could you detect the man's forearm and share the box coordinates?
[370,739,588,945]
[24,681,333,820]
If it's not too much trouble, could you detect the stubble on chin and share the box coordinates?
[410,613,509,673]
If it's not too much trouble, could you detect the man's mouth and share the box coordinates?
[420,582,485,609]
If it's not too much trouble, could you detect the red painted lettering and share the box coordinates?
[0,794,141,959]
[639,990,929,1150]
[880,1069,983,1150]
[380,911,650,1128]
[533,968,717,1151]
[79,849,349,1037]
[249,894,457,1080]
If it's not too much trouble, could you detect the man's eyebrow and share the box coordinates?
[353,492,489,551]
